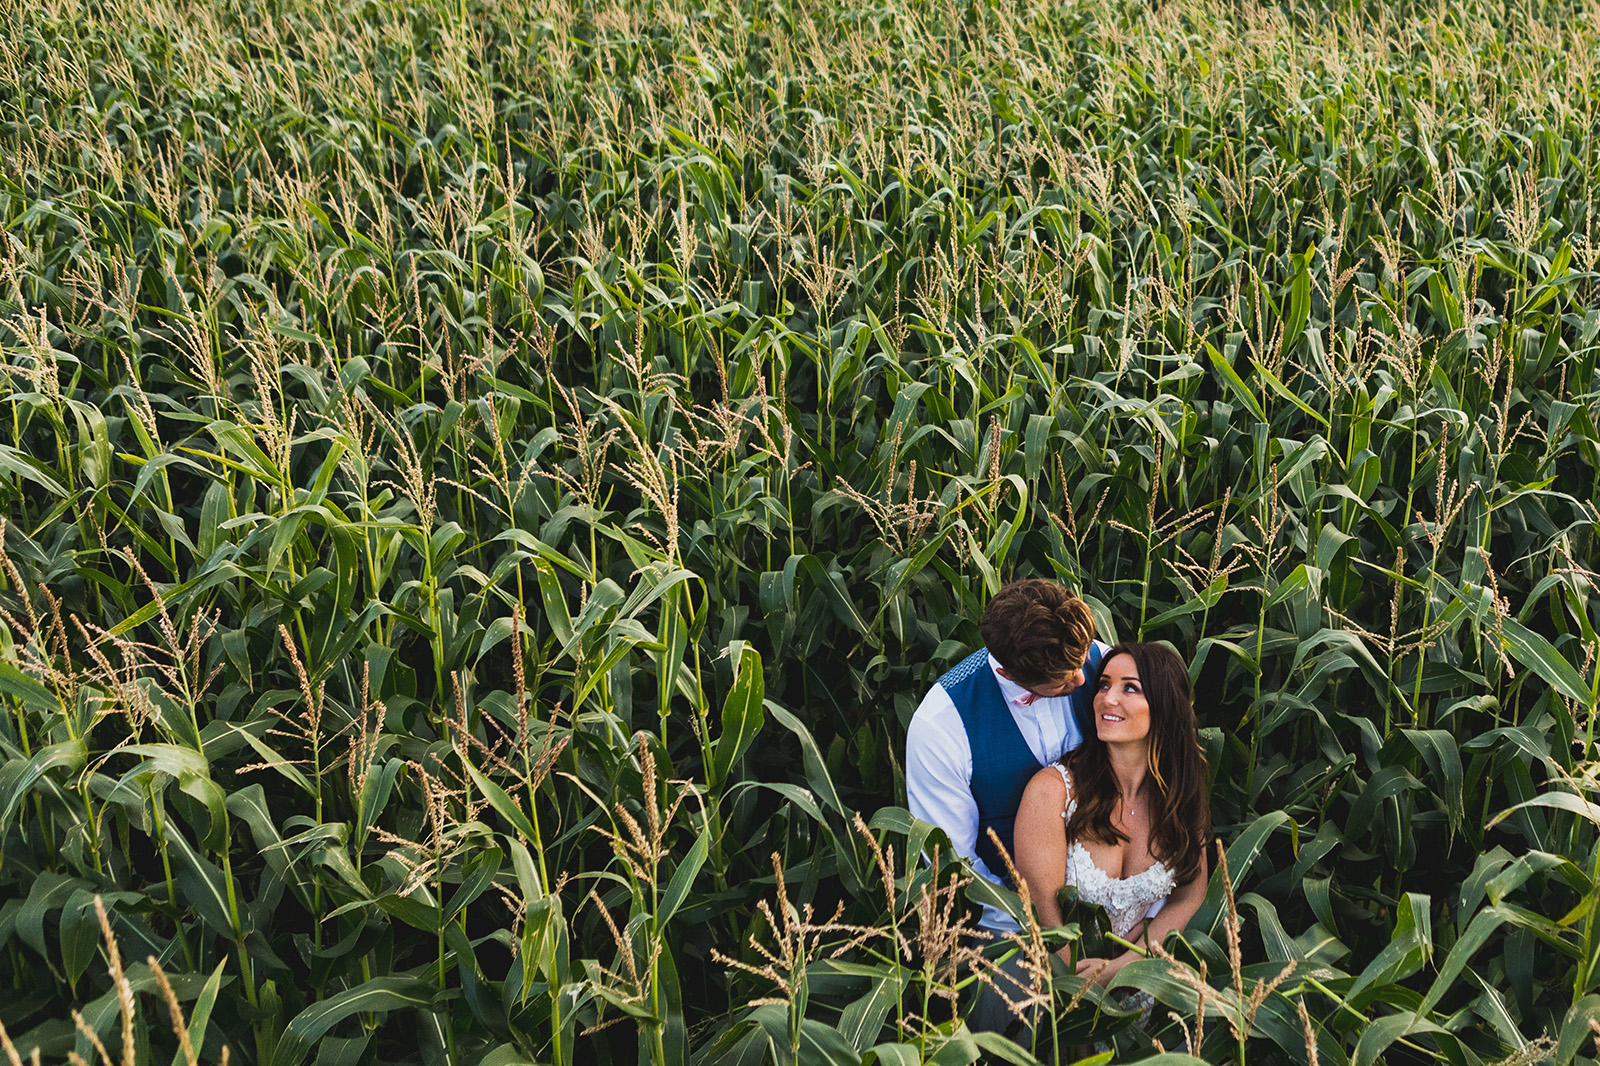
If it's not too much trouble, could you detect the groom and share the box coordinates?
[906,577,1109,929]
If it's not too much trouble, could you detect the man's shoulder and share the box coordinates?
[908,679,961,730]
[908,675,966,742]
[912,649,994,718]
[1080,639,1114,678]
[931,647,994,697]
[906,681,969,778]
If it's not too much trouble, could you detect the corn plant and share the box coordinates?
[3,0,1600,1062]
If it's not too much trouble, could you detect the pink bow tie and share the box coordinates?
[1014,693,1040,706]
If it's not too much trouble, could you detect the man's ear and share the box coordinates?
[995,666,1012,681]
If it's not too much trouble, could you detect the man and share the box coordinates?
[905,578,1109,1027]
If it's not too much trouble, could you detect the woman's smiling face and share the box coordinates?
[1093,653,1150,743]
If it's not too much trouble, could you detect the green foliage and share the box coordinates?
[1,0,1600,1061]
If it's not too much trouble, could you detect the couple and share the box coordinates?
[906,578,1211,1030]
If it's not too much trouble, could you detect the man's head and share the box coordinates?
[979,579,1095,695]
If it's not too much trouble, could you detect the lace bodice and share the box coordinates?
[1053,764,1176,939]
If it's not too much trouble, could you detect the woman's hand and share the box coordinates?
[1074,950,1136,986]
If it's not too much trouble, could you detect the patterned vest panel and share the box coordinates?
[941,648,1041,882]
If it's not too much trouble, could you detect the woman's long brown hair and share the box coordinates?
[1063,641,1211,885]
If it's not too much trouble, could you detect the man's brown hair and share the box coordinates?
[979,579,1094,691]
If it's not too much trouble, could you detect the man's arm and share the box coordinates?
[905,685,1004,885]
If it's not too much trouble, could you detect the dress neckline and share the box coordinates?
[1068,840,1170,886]
[1054,763,1170,885]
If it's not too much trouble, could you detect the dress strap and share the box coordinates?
[1053,763,1076,819]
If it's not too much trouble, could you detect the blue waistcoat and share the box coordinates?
[940,644,1104,882]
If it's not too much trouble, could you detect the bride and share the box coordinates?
[1013,641,1212,987]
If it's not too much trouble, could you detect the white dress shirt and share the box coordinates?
[906,645,1110,931]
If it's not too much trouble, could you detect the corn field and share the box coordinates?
[2,0,1600,1061]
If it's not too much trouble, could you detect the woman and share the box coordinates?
[1013,641,1211,986]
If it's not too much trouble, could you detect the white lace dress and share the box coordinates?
[1053,763,1175,940]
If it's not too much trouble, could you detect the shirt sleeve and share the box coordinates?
[905,683,1004,886]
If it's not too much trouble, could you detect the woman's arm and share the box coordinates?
[1142,846,1209,944]
[1078,845,1210,985]
[1013,766,1071,932]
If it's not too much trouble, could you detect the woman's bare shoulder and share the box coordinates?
[1023,763,1070,800]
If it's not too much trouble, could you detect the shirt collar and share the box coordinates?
[988,653,1054,708]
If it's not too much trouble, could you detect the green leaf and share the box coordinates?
[861,1046,920,1066]
[375,892,441,933]
[1206,342,1268,423]
[178,770,229,852]
[794,554,869,635]
[1498,617,1592,707]
[1192,811,1294,937]
[1401,729,1464,835]
[60,890,107,987]
[659,934,690,1066]
[534,559,574,645]
[466,763,538,840]
[1111,959,1244,1028]
[1282,249,1312,350]
[657,586,690,721]
[1351,1013,1422,1066]
[1345,765,1422,843]
[875,528,952,619]
[0,738,86,832]
[1417,905,1511,1017]
[1023,413,1053,477]
[658,831,708,928]
[796,1020,862,1066]
[966,1032,1049,1065]
[16,872,83,960]
[271,977,437,1066]
[710,643,764,787]
[0,444,69,497]
[1489,790,1600,829]
[117,742,210,779]
[1263,564,1319,611]
[444,845,503,920]
[165,827,238,935]
[172,963,229,1066]
[1249,357,1327,427]
[766,700,847,819]
[1347,892,1432,1001]
[474,1044,536,1066]
[76,962,219,1047]
[356,757,403,849]
[1555,994,1600,1066]
[764,700,867,892]
[838,969,906,1051]
[1145,573,1229,629]
[0,662,62,715]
